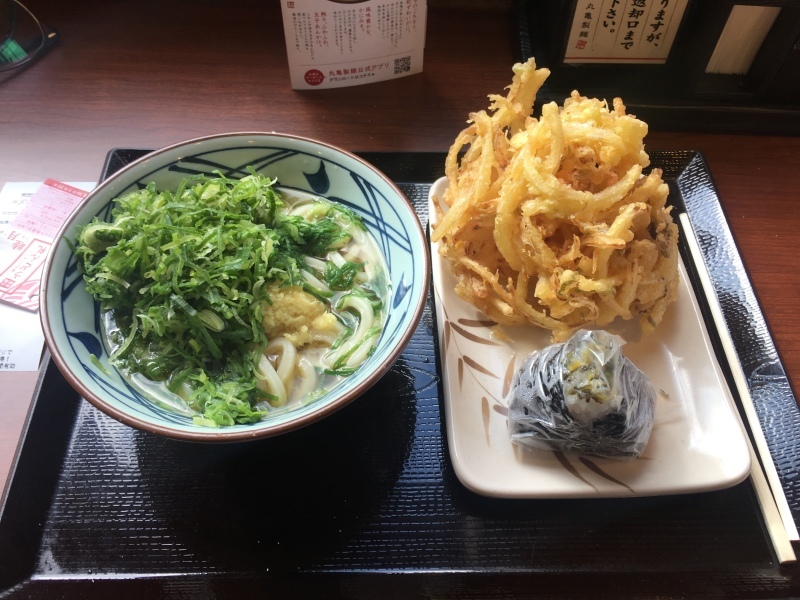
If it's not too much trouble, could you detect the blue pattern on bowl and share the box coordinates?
[43,134,428,440]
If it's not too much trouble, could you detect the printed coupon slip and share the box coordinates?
[0,180,95,371]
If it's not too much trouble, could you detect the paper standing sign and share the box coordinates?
[280,0,427,90]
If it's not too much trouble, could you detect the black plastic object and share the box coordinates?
[1,150,799,599]
[513,0,800,135]
[0,0,58,82]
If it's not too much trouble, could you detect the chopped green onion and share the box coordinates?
[73,172,368,427]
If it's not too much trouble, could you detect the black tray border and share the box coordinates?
[1,149,799,598]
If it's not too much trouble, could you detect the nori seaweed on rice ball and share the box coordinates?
[508,329,656,460]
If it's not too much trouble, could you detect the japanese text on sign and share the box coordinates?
[281,0,427,90]
[564,0,688,64]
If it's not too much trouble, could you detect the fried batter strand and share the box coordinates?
[431,58,679,340]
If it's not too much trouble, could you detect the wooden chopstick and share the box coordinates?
[747,436,796,564]
[679,213,797,564]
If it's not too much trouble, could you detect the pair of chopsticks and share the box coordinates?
[679,213,798,565]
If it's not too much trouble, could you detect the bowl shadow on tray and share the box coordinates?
[127,360,418,572]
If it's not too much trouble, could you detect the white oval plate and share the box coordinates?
[428,176,751,498]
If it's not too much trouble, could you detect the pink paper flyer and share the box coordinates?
[0,180,88,311]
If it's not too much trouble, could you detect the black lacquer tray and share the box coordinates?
[1,150,800,599]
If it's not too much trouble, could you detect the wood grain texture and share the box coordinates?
[1,0,799,498]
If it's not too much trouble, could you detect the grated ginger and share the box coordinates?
[262,285,340,347]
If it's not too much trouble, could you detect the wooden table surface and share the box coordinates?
[1,0,799,500]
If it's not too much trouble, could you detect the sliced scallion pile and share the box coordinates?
[72,170,366,427]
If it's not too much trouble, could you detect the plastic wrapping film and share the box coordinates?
[509,330,656,460]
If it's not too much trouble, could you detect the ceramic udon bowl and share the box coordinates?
[40,132,429,442]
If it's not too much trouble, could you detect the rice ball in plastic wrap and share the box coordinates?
[508,329,656,460]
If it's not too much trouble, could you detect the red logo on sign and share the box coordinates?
[304,69,325,86]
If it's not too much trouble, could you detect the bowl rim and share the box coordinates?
[39,131,431,442]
